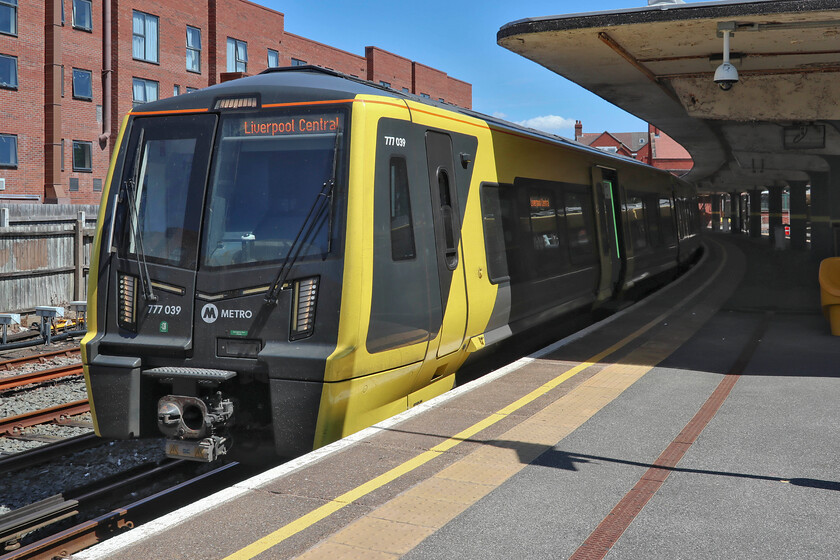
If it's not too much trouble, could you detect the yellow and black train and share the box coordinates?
[82,67,701,462]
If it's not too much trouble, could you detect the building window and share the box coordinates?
[0,133,17,168]
[133,11,159,63]
[186,87,198,93]
[72,68,92,100]
[69,177,79,192]
[186,26,201,73]
[379,80,391,88]
[267,49,279,68]
[291,58,306,67]
[61,139,65,172]
[132,77,159,105]
[72,140,92,172]
[72,0,92,31]
[173,84,180,96]
[226,37,247,72]
[420,93,430,99]
[0,0,17,36]
[61,65,65,97]
[401,87,409,93]
[0,54,16,89]
[93,178,102,192]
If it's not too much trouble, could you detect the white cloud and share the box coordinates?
[515,115,576,135]
[492,111,507,119]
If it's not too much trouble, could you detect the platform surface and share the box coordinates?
[75,233,840,560]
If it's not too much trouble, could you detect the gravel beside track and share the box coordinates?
[0,379,89,420]
[0,438,167,515]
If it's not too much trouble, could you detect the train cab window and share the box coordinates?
[625,194,648,250]
[117,114,216,269]
[438,169,458,270]
[202,110,346,269]
[479,184,510,283]
[389,156,415,260]
[565,188,597,266]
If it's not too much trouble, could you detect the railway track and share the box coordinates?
[0,400,91,437]
[0,433,101,475]
[0,460,248,560]
[0,349,81,372]
[0,364,84,393]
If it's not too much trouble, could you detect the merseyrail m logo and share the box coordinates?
[201,303,219,324]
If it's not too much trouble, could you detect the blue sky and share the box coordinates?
[261,1,688,138]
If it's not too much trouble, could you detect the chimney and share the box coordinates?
[574,120,583,141]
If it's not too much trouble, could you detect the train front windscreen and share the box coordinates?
[118,109,345,274]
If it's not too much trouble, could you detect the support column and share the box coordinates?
[810,157,840,259]
[768,186,784,248]
[730,192,741,234]
[750,188,762,238]
[711,194,721,231]
[810,172,833,258]
[788,181,808,251]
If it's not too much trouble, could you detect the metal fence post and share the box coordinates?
[75,211,85,300]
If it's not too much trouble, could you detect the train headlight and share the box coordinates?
[118,273,138,330]
[290,276,319,340]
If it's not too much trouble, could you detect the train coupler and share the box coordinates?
[164,435,229,462]
[157,393,234,462]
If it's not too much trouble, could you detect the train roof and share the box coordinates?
[132,66,687,182]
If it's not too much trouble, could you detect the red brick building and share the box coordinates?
[574,121,693,177]
[0,0,471,204]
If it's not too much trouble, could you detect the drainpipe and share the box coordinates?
[99,0,112,147]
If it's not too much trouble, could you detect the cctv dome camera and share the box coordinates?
[714,62,739,91]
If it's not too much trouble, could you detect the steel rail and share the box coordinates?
[0,433,101,476]
[0,348,81,371]
[0,364,84,392]
[0,401,90,436]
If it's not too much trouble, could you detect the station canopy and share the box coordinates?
[498,0,840,192]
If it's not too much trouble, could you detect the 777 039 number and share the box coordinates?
[383,136,406,148]
[148,305,182,315]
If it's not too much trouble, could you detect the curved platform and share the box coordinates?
[74,233,838,560]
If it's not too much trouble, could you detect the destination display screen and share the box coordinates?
[231,113,343,137]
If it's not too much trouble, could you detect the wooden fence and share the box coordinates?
[0,204,99,314]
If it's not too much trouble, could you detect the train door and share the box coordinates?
[593,166,624,298]
[367,118,437,360]
[425,130,467,358]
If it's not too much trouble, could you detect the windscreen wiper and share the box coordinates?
[264,130,341,304]
[124,133,157,303]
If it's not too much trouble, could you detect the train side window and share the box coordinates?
[480,183,511,282]
[625,193,648,250]
[389,156,416,260]
[438,168,458,270]
[659,197,676,244]
[565,188,597,265]
[528,188,566,276]
[644,194,661,246]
